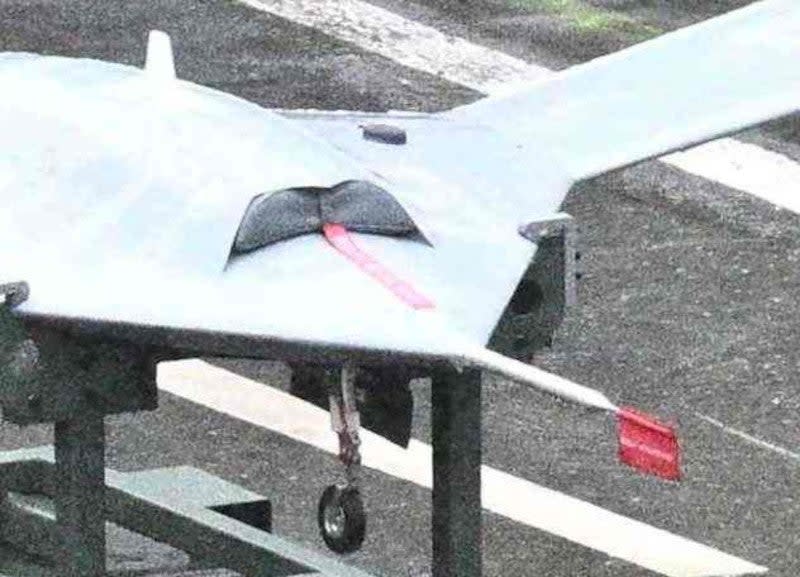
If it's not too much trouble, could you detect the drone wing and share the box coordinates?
[0,53,559,365]
[0,41,684,478]
[449,0,800,181]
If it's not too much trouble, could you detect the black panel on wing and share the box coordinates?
[231,180,424,255]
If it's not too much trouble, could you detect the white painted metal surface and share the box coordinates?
[238,0,800,215]
[145,30,176,80]
[0,0,797,373]
[0,54,556,359]
[0,53,622,410]
[451,0,800,181]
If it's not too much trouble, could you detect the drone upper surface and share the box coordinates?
[0,54,567,358]
[3,0,796,360]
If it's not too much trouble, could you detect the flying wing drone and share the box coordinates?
[0,0,797,575]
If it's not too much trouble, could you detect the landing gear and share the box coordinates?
[318,364,366,553]
[290,363,414,553]
[289,365,414,447]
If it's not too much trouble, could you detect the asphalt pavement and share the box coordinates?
[0,1,797,576]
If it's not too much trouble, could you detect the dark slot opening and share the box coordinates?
[508,279,544,315]
[211,500,272,533]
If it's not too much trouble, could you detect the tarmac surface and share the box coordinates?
[0,1,798,576]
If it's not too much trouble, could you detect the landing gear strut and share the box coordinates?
[318,365,366,553]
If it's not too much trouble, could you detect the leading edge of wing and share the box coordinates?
[0,52,387,277]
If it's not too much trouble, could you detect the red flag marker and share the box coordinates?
[617,407,680,481]
[469,349,682,482]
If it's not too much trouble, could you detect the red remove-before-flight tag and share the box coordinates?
[322,223,435,310]
[617,407,680,481]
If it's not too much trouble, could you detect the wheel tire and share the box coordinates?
[318,484,366,553]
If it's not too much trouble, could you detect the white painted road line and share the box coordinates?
[665,140,800,214]
[238,0,800,215]
[697,412,800,463]
[158,360,768,577]
[237,0,550,93]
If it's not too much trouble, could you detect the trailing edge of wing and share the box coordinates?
[450,0,800,182]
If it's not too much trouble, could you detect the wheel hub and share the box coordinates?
[323,502,346,539]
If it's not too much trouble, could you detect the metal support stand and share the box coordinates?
[0,447,376,577]
[54,411,106,577]
[431,366,482,577]
[0,300,376,577]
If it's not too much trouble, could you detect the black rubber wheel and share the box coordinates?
[317,485,366,553]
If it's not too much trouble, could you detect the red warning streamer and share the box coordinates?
[322,223,435,310]
[617,407,680,481]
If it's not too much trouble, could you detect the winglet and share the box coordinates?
[145,30,176,80]
[471,348,681,480]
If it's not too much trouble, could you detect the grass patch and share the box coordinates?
[508,0,662,41]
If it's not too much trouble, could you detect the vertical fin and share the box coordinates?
[145,30,176,80]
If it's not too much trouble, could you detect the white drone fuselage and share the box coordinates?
[0,0,798,410]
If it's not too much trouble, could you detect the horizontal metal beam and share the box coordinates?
[0,448,378,577]
[0,493,59,559]
[20,315,452,371]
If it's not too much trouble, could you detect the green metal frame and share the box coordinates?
[432,366,482,577]
[0,446,376,577]
[0,291,485,577]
